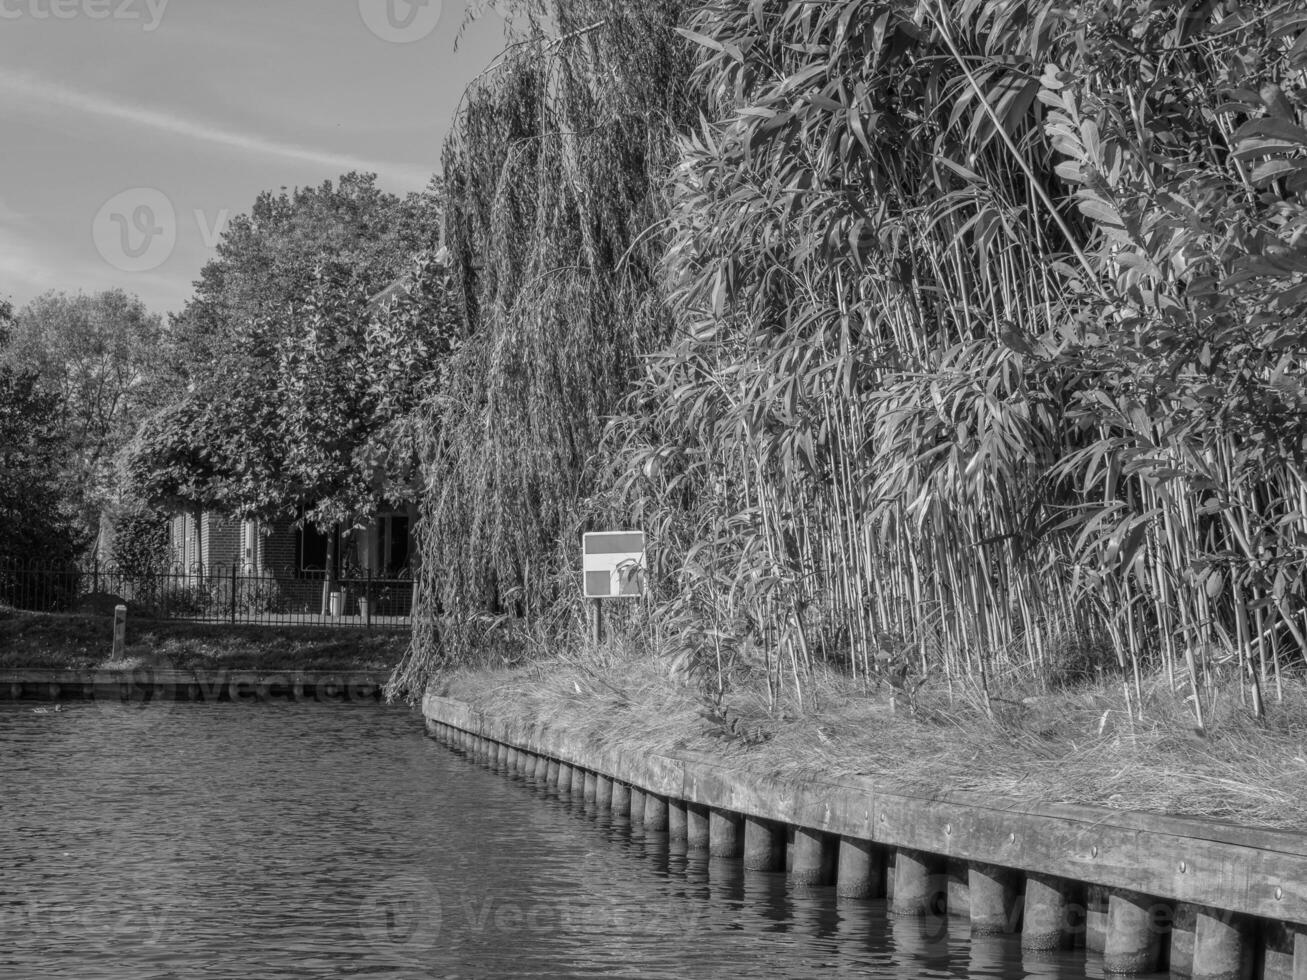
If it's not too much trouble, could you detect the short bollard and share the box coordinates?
[836,837,883,899]
[891,849,945,917]
[744,817,784,872]
[1103,890,1165,975]
[1192,908,1254,980]
[791,828,834,886]
[709,810,743,858]
[968,863,1020,935]
[1022,873,1076,951]
[595,775,613,809]
[644,794,669,831]
[669,801,688,841]
[112,604,127,660]
[612,782,631,820]
[687,804,710,850]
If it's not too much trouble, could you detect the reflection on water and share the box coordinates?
[0,701,1105,978]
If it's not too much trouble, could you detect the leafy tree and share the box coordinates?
[130,172,448,611]
[0,364,86,569]
[392,0,701,694]
[2,290,163,544]
[165,173,443,386]
[126,393,232,570]
[105,500,171,578]
[129,250,457,611]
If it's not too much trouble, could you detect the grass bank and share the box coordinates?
[437,644,1307,833]
[0,607,407,673]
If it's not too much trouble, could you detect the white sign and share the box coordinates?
[582,531,646,598]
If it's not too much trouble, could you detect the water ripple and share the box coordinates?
[0,702,1097,978]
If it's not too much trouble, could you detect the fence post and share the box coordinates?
[230,563,238,624]
[92,558,100,597]
[366,569,373,630]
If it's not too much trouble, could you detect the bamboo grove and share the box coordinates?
[393,0,1307,727]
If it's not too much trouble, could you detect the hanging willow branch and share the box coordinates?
[390,0,701,697]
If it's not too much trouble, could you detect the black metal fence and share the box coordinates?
[0,560,414,629]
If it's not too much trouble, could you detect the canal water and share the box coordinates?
[0,700,1102,978]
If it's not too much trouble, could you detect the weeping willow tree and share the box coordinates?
[607,0,1307,722]
[390,1,701,695]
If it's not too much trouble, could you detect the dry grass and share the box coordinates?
[440,640,1307,832]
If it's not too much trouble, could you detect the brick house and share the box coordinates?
[166,507,417,580]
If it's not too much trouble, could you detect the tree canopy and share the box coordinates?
[129,174,455,555]
[0,363,87,565]
[165,172,443,386]
[2,289,163,543]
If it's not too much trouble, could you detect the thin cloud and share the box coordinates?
[0,67,433,189]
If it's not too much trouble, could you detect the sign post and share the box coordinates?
[582,531,646,645]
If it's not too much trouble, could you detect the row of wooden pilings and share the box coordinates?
[428,720,1306,980]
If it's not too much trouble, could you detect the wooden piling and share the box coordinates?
[1171,903,1197,977]
[947,858,970,919]
[710,810,743,858]
[557,763,573,795]
[1086,884,1109,952]
[1192,908,1254,980]
[1103,890,1166,975]
[791,827,834,886]
[892,848,945,917]
[571,768,587,800]
[669,801,688,841]
[629,787,646,826]
[644,793,669,831]
[595,774,613,810]
[1263,924,1307,980]
[968,863,1020,935]
[687,804,710,850]
[611,781,631,820]
[1022,873,1076,951]
[533,754,549,781]
[744,817,784,872]
[583,770,598,803]
[546,758,560,787]
[836,836,884,899]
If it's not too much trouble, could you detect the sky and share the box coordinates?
[0,0,511,317]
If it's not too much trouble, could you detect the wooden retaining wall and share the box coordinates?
[424,693,1307,980]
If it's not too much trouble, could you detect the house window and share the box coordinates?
[297,524,340,578]
[384,514,410,576]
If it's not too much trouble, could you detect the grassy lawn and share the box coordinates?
[0,606,408,673]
